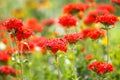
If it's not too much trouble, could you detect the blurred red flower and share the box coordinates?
[63,3,88,15]
[85,54,94,60]
[97,4,115,13]
[26,18,43,32]
[64,32,83,43]
[81,28,105,40]
[0,51,10,62]
[0,66,16,75]
[46,38,68,54]
[2,18,23,31]
[59,15,77,27]
[96,14,118,26]
[84,9,109,24]
[112,0,120,5]
[88,61,114,74]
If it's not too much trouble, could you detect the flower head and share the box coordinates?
[64,32,83,43]
[88,61,114,74]
[0,51,10,62]
[45,38,68,53]
[96,14,118,26]
[0,66,16,75]
[58,15,77,27]
[63,3,88,15]
[2,18,23,31]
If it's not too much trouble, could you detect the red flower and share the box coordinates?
[41,18,55,27]
[26,18,43,32]
[15,28,33,41]
[0,51,10,62]
[85,54,94,60]
[112,0,120,5]
[58,15,77,27]
[46,38,68,54]
[84,9,109,24]
[96,14,118,25]
[97,4,115,13]
[63,3,88,15]
[64,32,83,43]
[2,18,23,31]
[18,41,34,52]
[88,61,114,74]
[0,66,16,75]
[81,28,105,40]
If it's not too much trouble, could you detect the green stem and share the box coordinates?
[54,54,61,80]
[106,28,109,62]
[20,41,24,80]
[71,44,78,80]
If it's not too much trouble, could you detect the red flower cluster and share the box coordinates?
[0,66,16,75]
[26,18,43,32]
[2,18,33,41]
[64,32,83,43]
[18,41,34,52]
[58,15,77,27]
[84,9,109,24]
[45,38,68,53]
[97,4,115,13]
[63,3,88,15]
[0,51,10,62]
[88,61,114,74]
[41,18,55,27]
[81,28,105,40]
[2,18,23,31]
[96,14,118,25]
[112,0,120,5]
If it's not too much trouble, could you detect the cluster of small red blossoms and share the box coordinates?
[63,2,88,15]
[26,18,43,32]
[0,66,16,75]
[2,18,33,41]
[18,40,34,52]
[45,38,68,54]
[64,32,83,43]
[96,14,118,25]
[84,9,109,24]
[81,28,105,40]
[97,4,115,13]
[58,15,77,27]
[88,61,114,74]
[0,51,10,62]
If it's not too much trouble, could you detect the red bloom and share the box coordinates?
[15,28,33,41]
[41,18,55,27]
[2,18,23,31]
[0,51,10,62]
[85,54,94,60]
[64,32,83,43]
[18,40,34,52]
[63,3,88,15]
[46,38,68,54]
[26,18,43,32]
[59,15,77,27]
[84,9,109,24]
[97,4,115,13]
[112,0,120,5]
[81,28,105,40]
[88,61,114,74]
[96,14,118,25]
[0,66,16,75]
